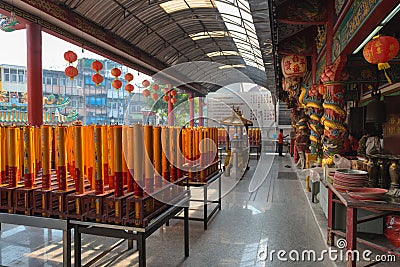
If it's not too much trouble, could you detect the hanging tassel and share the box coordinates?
[378,62,392,84]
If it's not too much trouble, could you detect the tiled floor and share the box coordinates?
[0,153,335,266]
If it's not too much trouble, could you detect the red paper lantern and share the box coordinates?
[151,93,159,100]
[112,79,122,90]
[363,36,399,65]
[142,80,150,87]
[125,84,134,93]
[64,66,78,80]
[64,50,77,63]
[91,60,103,72]
[152,84,159,91]
[142,89,150,97]
[92,73,104,85]
[124,73,134,82]
[111,68,121,78]
[163,95,170,102]
[281,55,307,78]
[171,97,177,104]
[170,90,177,97]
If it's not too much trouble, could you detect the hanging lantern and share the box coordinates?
[152,84,159,91]
[111,68,121,78]
[64,50,77,63]
[142,80,150,87]
[363,35,399,83]
[163,95,170,102]
[65,66,78,80]
[151,92,159,100]
[142,89,151,97]
[281,54,307,78]
[171,97,177,104]
[112,79,122,90]
[124,73,134,82]
[92,73,104,86]
[91,60,103,73]
[125,84,134,93]
[170,90,177,97]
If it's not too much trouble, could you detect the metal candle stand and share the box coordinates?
[125,176,188,227]
[104,191,134,224]
[84,189,115,222]
[0,185,20,213]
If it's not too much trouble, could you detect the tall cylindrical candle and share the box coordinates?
[153,126,162,189]
[41,125,52,190]
[94,126,104,194]
[74,125,85,194]
[161,126,170,183]
[7,127,19,187]
[23,126,35,188]
[113,126,124,197]
[127,126,134,192]
[144,125,154,193]
[108,126,115,189]
[133,124,144,197]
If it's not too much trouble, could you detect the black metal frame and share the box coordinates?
[174,171,222,230]
[0,213,72,267]
[71,197,190,267]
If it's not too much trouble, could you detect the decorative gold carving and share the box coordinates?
[315,25,326,51]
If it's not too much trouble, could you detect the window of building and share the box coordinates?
[52,77,58,86]
[10,69,17,82]
[60,78,66,86]
[46,77,52,85]
[4,68,9,82]
[18,70,24,83]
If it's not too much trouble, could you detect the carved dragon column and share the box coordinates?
[301,84,324,163]
[320,56,347,166]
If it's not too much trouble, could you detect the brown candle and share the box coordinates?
[170,127,177,182]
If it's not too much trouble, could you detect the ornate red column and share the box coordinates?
[198,97,204,126]
[189,93,194,127]
[168,92,174,126]
[320,56,347,166]
[27,23,43,126]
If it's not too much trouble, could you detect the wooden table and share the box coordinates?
[323,180,400,266]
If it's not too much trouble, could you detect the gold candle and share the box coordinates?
[133,124,144,197]
[144,125,154,192]
[161,126,170,182]
[122,126,128,187]
[127,126,134,192]
[23,126,35,188]
[176,127,183,179]
[57,126,68,190]
[74,125,85,194]
[108,126,115,189]
[101,125,109,186]
[41,125,52,190]
[94,126,104,194]
[113,126,124,197]
[169,126,177,182]
[153,126,162,189]
[7,127,19,188]
[87,125,95,190]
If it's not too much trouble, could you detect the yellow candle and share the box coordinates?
[153,126,162,189]
[41,125,52,190]
[23,126,35,188]
[144,125,154,192]
[94,126,104,194]
[113,126,124,197]
[133,124,144,197]
[7,127,19,187]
